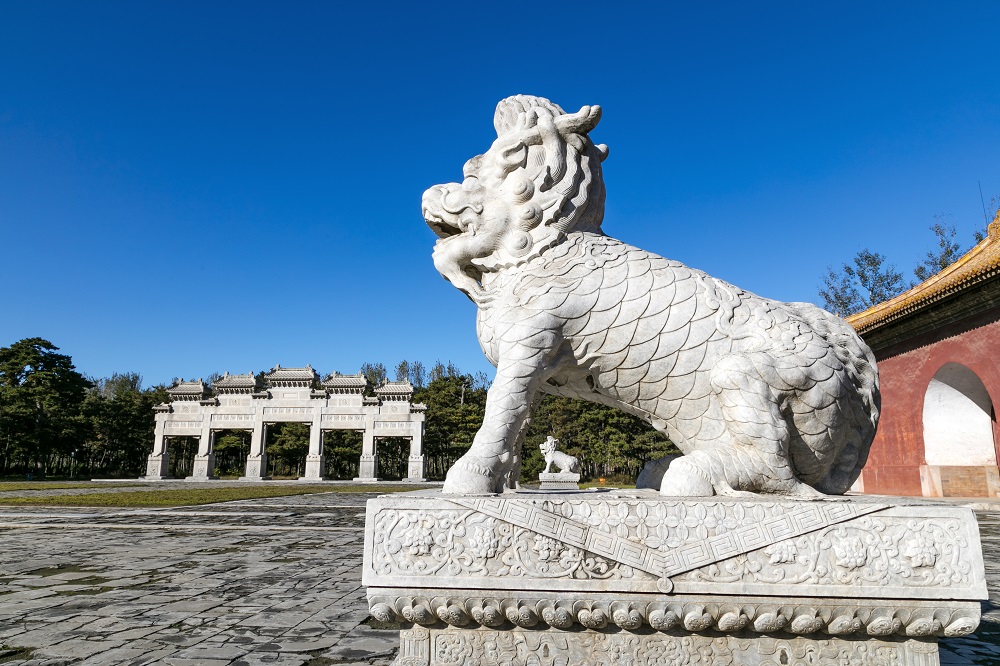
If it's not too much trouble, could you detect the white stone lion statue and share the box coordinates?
[539,436,579,475]
[423,95,880,497]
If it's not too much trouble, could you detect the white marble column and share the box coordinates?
[143,419,171,480]
[241,421,271,481]
[355,427,378,482]
[405,422,427,482]
[188,426,218,481]
[301,416,326,481]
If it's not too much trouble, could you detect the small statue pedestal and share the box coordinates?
[363,490,985,666]
[538,472,580,490]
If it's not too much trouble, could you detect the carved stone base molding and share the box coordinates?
[538,472,581,490]
[393,625,940,666]
[369,591,979,638]
[363,491,987,665]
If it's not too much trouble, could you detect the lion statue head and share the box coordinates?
[539,435,559,455]
[423,95,609,302]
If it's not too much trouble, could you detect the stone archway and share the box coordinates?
[149,370,427,482]
[921,362,999,496]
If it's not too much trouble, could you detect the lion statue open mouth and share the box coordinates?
[423,94,879,497]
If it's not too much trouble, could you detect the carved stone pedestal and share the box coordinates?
[363,491,986,666]
[393,625,940,665]
[538,472,580,490]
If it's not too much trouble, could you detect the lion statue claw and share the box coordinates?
[423,95,879,497]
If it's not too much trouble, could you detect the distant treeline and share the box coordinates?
[0,338,677,482]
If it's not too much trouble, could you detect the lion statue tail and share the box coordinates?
[785,302,881,494]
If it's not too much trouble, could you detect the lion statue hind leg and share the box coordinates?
[662,354,824,497]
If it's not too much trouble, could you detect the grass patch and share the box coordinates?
[0,484,433,507]
[27,565,95,577]
[54,585,115,596]
[578,481,637,489]
[0,482,144,492]
[301,659,336,666]
[0,647,34,663]
[67,575,111,586]
[196,546,241,555]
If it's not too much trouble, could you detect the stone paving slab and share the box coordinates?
[0,492,398,666]
[0,491,997,665]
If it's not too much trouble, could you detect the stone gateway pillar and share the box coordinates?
[355,428,378,482]
[405,424,427,483]
[301,418,325,481]
[188,425,218,481]
[241,422,270,481]
[144,418,171,480]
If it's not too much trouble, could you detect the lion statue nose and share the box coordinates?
[422,185,455,237]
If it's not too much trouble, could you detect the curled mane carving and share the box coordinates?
[423,95,609,302]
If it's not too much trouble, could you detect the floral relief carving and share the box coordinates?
[373,509,504,578]
[765,541,798,565]
[418,629,919,666]
[373,506,630,581]
[469,523,500,560]
[532,535,562,563]
[832,534,870,570]
[498,529,625,580]
[402,523,434,556]
[373,499,974,592]
[903,533,939,568]
[430,630,720,666]
[682,516,972,590]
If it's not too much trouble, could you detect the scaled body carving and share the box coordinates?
[423,95,880,497]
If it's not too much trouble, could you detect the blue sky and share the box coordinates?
[2,2,999,387]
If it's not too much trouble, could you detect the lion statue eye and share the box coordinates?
[462,176,480,192]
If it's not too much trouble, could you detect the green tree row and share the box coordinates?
[819,201,997,316]
[0,338,678,483]
[399,363,677,484]
[0,338,168,479]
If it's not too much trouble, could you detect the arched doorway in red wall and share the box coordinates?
[920,362,999,496]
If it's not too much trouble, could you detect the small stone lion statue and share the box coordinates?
[423,95,880,497]
[539,436,579,474]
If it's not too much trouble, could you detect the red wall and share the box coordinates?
[860,306,1000,496]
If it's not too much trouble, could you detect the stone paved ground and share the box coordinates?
[0,489,998,665]
[0,490,397,666]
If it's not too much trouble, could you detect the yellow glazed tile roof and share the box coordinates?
[847,211,1000,334]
